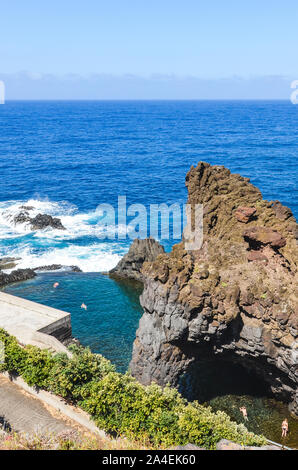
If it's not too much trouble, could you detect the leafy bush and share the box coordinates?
[0,328,27,374]
[177,402,265,449]
[0,329,53,387]
[79,372,266,449]
[21,345,54,388]
[0,328,267,449]
[46,344,115,401]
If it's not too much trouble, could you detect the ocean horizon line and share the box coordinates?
[3,98,292,103]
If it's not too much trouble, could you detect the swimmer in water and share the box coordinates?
[239,406,248,421]
[81,303,87,310]
[53,282,59,288]
[281,418,288,438]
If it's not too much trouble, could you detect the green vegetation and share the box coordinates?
[0,328,266,449]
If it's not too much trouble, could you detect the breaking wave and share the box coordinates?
[0,198,127,273]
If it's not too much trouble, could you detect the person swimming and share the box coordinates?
[81,302,87,310]
[53,282,59,288]
[281,418,288,438]
[239,406,248,421]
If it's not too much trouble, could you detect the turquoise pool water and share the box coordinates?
[4,272,143,373]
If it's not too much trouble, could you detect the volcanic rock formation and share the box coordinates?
[14,210,65,231]
[130,162,298,415]
[109,238,165,281]
[0,269,36,287]
[0,263,81,288]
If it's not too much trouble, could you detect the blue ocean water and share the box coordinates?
[1,101,297,212]
[1,101,298,445]
[0,100,297,368]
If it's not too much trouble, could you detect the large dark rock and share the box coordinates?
[30,214,65,230]
[130,162,298,415]
[109,238,165,281]
[13,211,65,230]
[0,268,36,287]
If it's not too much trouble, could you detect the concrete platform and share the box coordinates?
[0,291,72,344]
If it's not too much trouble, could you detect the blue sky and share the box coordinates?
[1,1,297,98]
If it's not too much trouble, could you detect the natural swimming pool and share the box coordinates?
[4,272,298,448]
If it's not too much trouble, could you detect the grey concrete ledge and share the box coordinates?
[0,291,72,346]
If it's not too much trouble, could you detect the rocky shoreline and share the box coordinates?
[0,208,74,287]
[0,259,82,288]
[0,268,36,288]
[0,204,85,288]
[1,163,297,416]
[112,162,297,416]
[109,238,165,282]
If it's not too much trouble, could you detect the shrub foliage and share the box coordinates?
[0,328,266,449]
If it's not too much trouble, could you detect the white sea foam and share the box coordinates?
[0,199,126,273]
[0,199,128,239]
[3,243,122,273]
[0,199,77,237]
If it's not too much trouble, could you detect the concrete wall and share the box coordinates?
[0,292,72,346]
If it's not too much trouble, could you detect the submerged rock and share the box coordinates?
[19,205,34,211]
[33,264,82,272]
[0,257,21,271]
[130,162,298,415]
[109,238,165,281]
